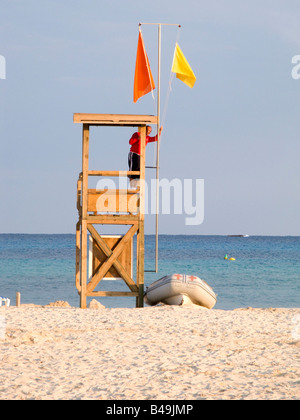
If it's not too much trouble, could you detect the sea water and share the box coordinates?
[0,234,299,309]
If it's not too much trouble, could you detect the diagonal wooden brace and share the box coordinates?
[87,224,138,293]
[86,224,139,294]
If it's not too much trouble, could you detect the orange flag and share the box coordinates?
[133,28,155,103]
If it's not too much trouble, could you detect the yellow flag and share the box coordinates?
[171,43,196,88]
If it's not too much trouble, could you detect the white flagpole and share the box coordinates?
[139,22,180,272]
[155,23,161,272]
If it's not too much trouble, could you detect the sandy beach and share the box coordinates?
[0,303,299,400]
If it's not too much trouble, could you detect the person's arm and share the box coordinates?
[129,132,140,145]
[147,126,163,143]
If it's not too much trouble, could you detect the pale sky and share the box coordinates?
[1,0,300,235]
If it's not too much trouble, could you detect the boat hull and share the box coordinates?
[144,274,217,309]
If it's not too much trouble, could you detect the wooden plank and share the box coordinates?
[88,170,140,177]
[88,291,139,297]
[73,113,157,126]
[87,189,140,214]
[88,189,139,195]
[86,224,138,293]
[87,215,139,224]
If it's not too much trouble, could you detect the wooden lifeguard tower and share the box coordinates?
[74,113,157,308]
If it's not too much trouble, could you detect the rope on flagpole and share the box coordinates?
[152,25,181,165]
[160,25,181,140]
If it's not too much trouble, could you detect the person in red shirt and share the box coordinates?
[128,125,163,188]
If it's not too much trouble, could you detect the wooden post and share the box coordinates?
[82,124,89,218]
[16,292,21,307]
[139,125,146,220]
[137,220,144,307]
[75,221,81,293]
[80,124,89,309]
[137,125,146,307]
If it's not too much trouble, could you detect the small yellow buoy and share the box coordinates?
[228,257,236,261]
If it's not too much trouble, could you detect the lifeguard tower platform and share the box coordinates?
[74,113,157,308]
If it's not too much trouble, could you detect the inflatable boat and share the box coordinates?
[144,274,217,309]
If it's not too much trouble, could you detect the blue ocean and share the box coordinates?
[0,234,299,309]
